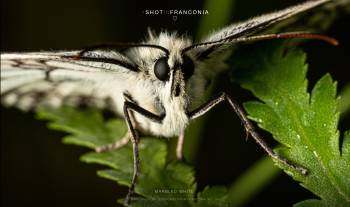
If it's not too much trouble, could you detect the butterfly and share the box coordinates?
[1,0,338,205]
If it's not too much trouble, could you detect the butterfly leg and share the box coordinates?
[176,131,185,161]
[122,100,165,206]
[188,92,308,175]
[95,92,140,153]
[95,134,130,153]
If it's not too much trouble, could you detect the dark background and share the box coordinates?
[1,0,349,206]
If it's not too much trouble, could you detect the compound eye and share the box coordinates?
[182,55,194,80]
[154,57,170,81]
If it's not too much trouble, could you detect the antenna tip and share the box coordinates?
[330,38,339,46]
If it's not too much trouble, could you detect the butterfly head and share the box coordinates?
[132,32,198,102]
[125,31,228,112]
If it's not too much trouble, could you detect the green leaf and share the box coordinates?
[37,107,127,148]
[37,105,245,206]
[194,186,228,207]
[339,84,350,118]
[232,42,350,206]
[37,107,198,206]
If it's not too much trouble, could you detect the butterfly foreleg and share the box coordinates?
[176,131,185,161]
[121,96,165,206]
[95,134,130,153]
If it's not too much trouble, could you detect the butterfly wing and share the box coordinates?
[1,51,137,113]
[193,0,330,59]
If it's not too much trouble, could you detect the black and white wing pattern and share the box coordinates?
[193,0,330,59]
[1,51,137,112]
